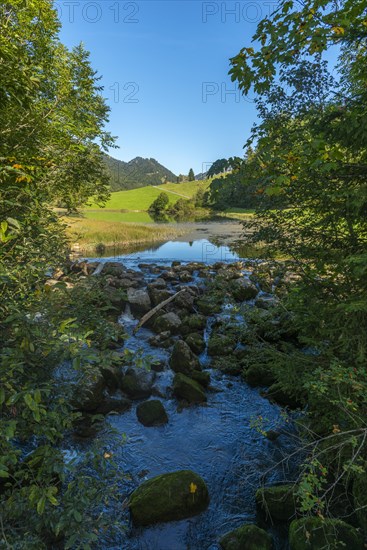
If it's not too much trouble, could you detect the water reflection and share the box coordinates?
[89,239,240,263]
[87,238,268,264]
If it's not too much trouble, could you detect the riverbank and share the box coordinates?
[64,216,189,252]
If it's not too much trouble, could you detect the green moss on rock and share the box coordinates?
[265,382,302,409]
[208,333,237,356]
[196,297,222,315]
[220,524,272,550]
[170,340,200,375]
[136,400,168,427]
[256,485,296,522]
[130,470,209,526]
[185,333,206,354]
[190,370,211,388]
[180,314,207,335]
[230,280,258,302]
[289,517,363,550]
[244,364,276,387]
[173,373,207,403]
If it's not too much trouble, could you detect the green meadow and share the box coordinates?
[85,179,211,213]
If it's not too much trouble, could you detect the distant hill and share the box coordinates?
[104,154,177,191]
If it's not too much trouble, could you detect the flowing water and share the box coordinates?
[72,239,301,549]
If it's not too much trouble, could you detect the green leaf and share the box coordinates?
[73,510,82,522]
[37,496,46,515]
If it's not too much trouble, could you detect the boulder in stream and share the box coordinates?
[173,373,207,404]
[153,312,182,334]
[180,314,207,335]
[220,524,272,550]
[148,287,174,307]
[72,367,106,412]
[170,340,200,375]
[208,333,237,357]
[185,332,205,355]
[190,370,211,388]
[136,400,168,427]
[130,470,209,525]
[120,368,154,400]
[256,484,296,522]
[244,364,276,387]
[100,261,126,278]
[127,288,151,316]
[95,394,132,415]
[230,279,258,302]
[289,517,363,550]
[265,382,303,409]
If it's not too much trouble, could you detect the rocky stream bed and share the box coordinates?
[51,258,364,550]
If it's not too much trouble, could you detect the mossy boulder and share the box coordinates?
[213,357,243,375]
[130,470,209,526]
[136,400,168,427]
[148,287,173,307]
[120,369,154,400]
[265,382,302,409]
[256,485,296,522]
[208,333,237,356]
[180,314,207,335]
[244,364,276,387]
[185,333,205,355]
[190,370,211,388]
[289,517,363,550]
[220,524,272,550]
[173,373,207,404]
[100,364,123,390]
[170,340,200,375]
[230,280,258,302]
[153,312,182,334]
[95,395,131,415]
[72,367,106,412]
[196,297,222,315]
[353,467,367,534]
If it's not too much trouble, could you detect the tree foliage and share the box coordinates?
[230,0,367,524]
[0,1,123,546]
[148,191,170,214]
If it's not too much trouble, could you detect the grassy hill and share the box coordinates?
[85,179,211,213]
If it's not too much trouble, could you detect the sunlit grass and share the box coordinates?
[83,210,155,223]
[64,217,186,250]
[84,179,212,211]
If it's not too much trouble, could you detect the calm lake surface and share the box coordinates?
[86,220,261,265]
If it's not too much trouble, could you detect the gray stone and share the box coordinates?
[170,340,200,375]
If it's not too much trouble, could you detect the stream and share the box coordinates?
[71,239,301,549]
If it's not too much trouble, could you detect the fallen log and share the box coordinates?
[133,289,185,334]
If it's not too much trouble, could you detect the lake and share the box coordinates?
[86,220,264,265]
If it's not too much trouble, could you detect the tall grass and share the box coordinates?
[64,217,186,250]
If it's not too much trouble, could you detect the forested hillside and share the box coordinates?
[104,154,177,191]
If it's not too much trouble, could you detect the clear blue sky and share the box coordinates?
[58,0,272,175]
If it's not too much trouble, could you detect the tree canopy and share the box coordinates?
[228,0,367,519]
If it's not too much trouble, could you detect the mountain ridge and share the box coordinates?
[104,154,177,191]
